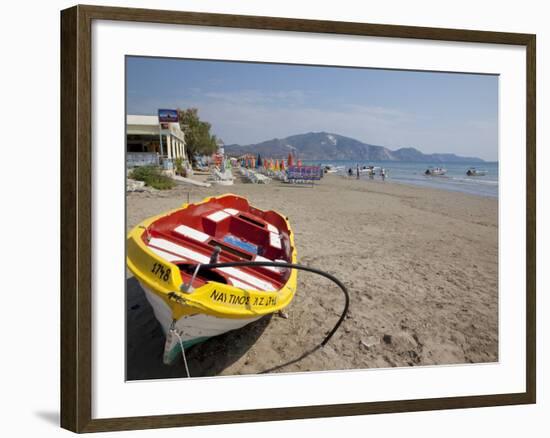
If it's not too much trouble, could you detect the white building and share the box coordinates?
[126,115,186,162]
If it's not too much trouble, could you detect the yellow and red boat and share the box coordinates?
[127,194,298,364]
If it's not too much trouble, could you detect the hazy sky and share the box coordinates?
[126,57,498,161]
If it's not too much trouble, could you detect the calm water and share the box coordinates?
[308,160,499,198]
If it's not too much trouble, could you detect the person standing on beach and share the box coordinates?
[356,164,360,179]
[381,168,386,181]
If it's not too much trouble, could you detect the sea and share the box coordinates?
[305,160,499,198]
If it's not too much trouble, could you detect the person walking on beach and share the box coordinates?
[381,168,386,181]
[356,164,360,179]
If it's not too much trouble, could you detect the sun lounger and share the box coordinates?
[208,168,234,186]
[239,167,271,184]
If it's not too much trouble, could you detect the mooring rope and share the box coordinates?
[170,328,191,378]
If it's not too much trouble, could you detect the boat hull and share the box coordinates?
[467,170,487,176]
[142,285,261,364]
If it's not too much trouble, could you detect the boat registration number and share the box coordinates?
[151,262,171,282]
[210,289,277,307]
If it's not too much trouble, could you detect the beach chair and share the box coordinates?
[209,168,234,186]
[255,173,271,184]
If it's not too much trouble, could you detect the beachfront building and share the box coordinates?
[211,138,226,167]
[126,114,186,167]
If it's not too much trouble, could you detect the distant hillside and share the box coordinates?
[224,132,484,163]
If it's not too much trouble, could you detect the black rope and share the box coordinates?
[194,261,350,347]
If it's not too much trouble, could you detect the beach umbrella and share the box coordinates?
[256,153,262,168]
[287,153,294,167]
[280,159,286,171]
[275,159,281,171]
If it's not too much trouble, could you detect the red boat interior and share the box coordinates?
[142,196,293,292]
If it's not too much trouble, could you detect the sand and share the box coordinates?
[126,173,498,380]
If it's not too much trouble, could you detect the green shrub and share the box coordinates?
[175,158,190,177]
[174,157,184,174]
[129,166,175,190]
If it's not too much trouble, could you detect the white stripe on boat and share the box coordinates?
[255,255,283,272]
[174,225,210,242]
[148,246,186,263]
[267,223,278,233]
[269,232,282,249]
[218,267,276,291]
[207,210,230,222]
[148,238,210,264]
[148,238,276,291]
[224,208,239,215]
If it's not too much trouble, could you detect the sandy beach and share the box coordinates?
[126,174,498,380]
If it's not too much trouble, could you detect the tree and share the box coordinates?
[177,108,218,163]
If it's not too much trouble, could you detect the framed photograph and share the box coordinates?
[60,4,536,433]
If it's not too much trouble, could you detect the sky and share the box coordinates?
[126,56,498,161]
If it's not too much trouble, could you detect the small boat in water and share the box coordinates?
[359,165,380,175]
[127,194,297,364]
[466,167,487,176]
[425,166,447,176]
[323,164,341,174]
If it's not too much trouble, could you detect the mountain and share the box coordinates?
[224,132,484,162]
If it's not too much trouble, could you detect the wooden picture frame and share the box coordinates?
[60,4,536,433]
